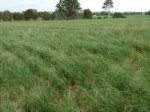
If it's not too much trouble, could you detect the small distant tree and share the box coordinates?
[24,9,38,20]
[102,0,113,17]
[83,9,92,19]
[56,0,81,19]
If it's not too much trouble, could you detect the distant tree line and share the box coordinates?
[0,9,149,21]
[123,12,145,15]
[0,9,53,21]
[0,0,149,21]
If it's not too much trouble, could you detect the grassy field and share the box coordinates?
[0,16,150,112]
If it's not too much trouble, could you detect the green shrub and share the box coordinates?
[113,12,126,18]
[98,16,102,19]
[103,16,108,19]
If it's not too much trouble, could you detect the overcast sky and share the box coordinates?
[0,0,149,12]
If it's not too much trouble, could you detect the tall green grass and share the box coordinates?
[0,16,150,112]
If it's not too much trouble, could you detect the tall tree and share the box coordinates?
[56,0,81,19]
[2,11,12,21]
[24,9,38,20]
[83,9,92,19]
[102,0,113,17]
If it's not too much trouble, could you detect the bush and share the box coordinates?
[113,12,126,18]
[103,16,108,19]
[98,16,102,19]
[83,9,92,19]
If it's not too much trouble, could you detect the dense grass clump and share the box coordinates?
[0,16,150,112]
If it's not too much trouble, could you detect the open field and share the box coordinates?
[0,16,150,112]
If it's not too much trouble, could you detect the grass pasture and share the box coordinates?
[0,16,150,112]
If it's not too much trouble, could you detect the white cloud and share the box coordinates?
[0,0,149,12]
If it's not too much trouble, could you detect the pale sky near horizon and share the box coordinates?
[0,0,149,12]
